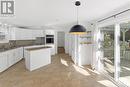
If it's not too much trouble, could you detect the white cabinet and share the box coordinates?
[0,52,8,72]
[43,30,45,37]
[14,48,19,63]
[78,44,92,65]
[32,30,45,37]
[0,26,10,43]
[45,30,56,55]
[45,30,55,35]
[0,47,23,73]
[10,28,45,40]
[14,47,23,63]
[38,30,44,37]
[15,47,23,62]
[10,28,22,40]
[1,27,45,41]
[9,28,15,40]
[19,47,23,60]
[46,44,55,55]
[25,47,51,71]
[8,50,15,67]
[12,28,35,40]
[78,31,92,66]
[68,34,92,66]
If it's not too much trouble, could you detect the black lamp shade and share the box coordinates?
[69,24,86,35]
[75,1,81,6]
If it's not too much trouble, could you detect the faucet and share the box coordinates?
[9,41,12,48]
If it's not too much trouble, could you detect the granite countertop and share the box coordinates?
[26,46,51,51]
[0,46,20,52]
[0,44,45,52]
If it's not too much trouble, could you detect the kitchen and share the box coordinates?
[0,22,92,72]
[1,0,130,87]
[0,25,57,72]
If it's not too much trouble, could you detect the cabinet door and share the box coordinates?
[0,27,10,43]
[46,44,55,55]
[33,30,43,37]
[0,52,8,72]
[8,48,23,68]
[8,50,15,67]
[14,48,19,63]
[39,30,44,37]
[79,44,92,65]
[15,47,23,62]
[45,30,55,35]
[15,29,23,40]
[17,47,23,61]
[12,49,17,63]
[43,30,45,37]
[31,30,36,39]
[33,30,38,37]
[51,48,55,55]
[26,29,33,40]
[20,47,23,60]
[9,28,16,40]
[11,28,33,40]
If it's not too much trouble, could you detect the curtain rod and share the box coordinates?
[98,9,130,23]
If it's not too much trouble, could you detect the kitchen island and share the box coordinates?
[25,46,51,71]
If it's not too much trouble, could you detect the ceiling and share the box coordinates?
[0,0,130,30]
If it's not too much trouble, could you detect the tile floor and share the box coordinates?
[0,54,117,87]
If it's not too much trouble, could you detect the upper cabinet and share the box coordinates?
[10,28,45,40]
[0,23,51,41]
[10,28,33,40]
[45,30,55,35]
[0,25,10,43]
[32,30,45,38]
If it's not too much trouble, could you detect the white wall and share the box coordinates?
[57,32,65,47]
[65,32,69,54]
[54,31,58,54]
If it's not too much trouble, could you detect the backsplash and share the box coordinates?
[0,43,9,49]
[15,40,36,46]
[0,40,41,49]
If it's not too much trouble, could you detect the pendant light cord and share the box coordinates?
[77,6,79,24]
[75,0,80,25]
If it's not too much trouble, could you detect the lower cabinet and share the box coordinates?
[0,52,8,72]
[19,47,24,60]
[0,47,23,73]
[8,50,15,67]
[46,44,55,55]
[14,47,23,63]
[78,44,92,66]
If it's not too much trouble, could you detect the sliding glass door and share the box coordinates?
[100,25,115,78]
[119,22,130,87]
[99,22,130,87]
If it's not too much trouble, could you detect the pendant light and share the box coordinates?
[69,0,86,35]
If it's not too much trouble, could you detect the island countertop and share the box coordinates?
[25,46,51,51]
